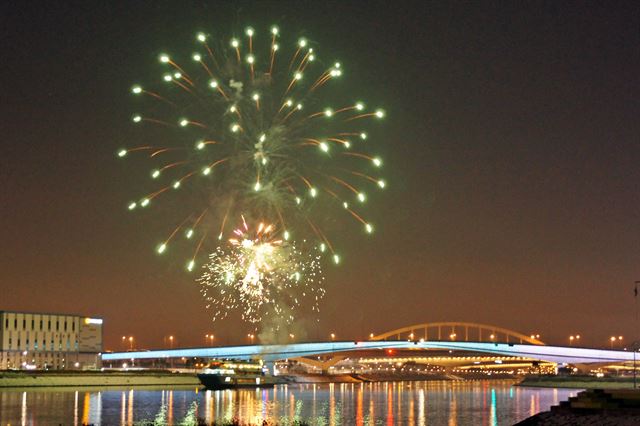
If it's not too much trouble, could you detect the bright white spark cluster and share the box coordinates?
[198,218,325,323]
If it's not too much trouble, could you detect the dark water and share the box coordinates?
[0,380,576,425]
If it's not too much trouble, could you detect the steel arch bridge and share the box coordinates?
[371,322,544,345]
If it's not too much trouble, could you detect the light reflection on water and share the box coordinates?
[0,380,576,425]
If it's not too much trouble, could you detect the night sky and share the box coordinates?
[2,1,639,351]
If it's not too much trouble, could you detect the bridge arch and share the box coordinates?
[371,322,544,345]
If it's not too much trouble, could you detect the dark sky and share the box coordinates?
[2,1,639,351]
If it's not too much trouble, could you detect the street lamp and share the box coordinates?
[128,336,134,351]
[489,334,495,341]
[289,333,295,340]
[205,334,214,345]
[449,333,457,340]
[369,333,374,339]
[169,335,174,349]
[330,333,336,340]
[611,336,617,349]
[569,336,575,345]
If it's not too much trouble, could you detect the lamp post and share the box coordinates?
[205,334,214,346]
[634,280,640,388]
[128,336,133,351]
[610,336,616,349]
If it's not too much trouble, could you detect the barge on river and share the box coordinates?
[197,360,284,390]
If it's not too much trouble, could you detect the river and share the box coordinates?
[0,380,576,425]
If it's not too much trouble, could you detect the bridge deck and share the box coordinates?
[102,341,638,364]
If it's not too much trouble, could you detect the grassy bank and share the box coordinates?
[518,375,640,389]
[0,370,199,388]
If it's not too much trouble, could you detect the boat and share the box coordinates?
[197,360,284,390]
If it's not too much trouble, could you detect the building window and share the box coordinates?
[14,319,17,328]
[17,339,21,347]
[40,320,43,330]
[48,320,51,331]
[4,318,7,328]
[56,321,59,331]
[64,321,67,331]
[72,322,75,331]
[23,319,26,329]
[31,319,34,329]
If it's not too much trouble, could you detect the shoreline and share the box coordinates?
[518,375,640,390]
[0,371,200,388]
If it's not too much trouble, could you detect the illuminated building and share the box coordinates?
[0,310,102,370]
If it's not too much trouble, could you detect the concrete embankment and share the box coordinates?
[284,373,472,383]
[0,371,200,388]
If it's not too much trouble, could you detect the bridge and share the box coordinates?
[102,322,638,366]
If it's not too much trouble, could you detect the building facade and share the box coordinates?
[0,310,102,370]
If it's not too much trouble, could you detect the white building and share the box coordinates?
[0,310,102,370]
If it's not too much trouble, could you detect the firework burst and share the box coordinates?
[120,26,385,324]
[120,25,385,269]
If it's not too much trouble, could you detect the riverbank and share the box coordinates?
[0,371,199,387]
[516,388,640,425]
[518,375,640,389]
